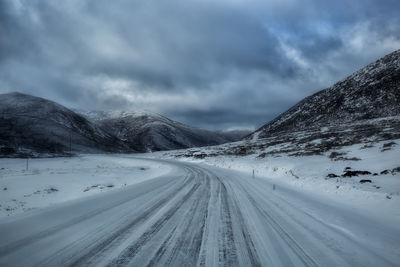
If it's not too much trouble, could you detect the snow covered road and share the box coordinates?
[0,157,399,266]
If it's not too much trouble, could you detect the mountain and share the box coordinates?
[249,49,400,140]
[0,92,231,156]
[0,92,129,157]
[78,110,230,152]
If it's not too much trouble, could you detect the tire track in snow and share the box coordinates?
[217,177,239,266]
[234,180,318,267]
[162,172,211,266]
[0,177,179,259]
[106,172,204,266]
[145,224,178,267]
[236,177,396,267]
[68,168,197,266]
[224,179,262,267]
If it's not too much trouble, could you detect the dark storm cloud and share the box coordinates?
[0,0,400,130]
[0,1,32,60]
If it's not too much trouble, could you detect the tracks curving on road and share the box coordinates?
[0,157,399,266]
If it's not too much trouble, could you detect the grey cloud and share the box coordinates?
[0,0,399,129]
[167,108,281,131]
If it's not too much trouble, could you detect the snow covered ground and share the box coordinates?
[0,155,399,266]
[148,138,400,224]
[0,155,173,218]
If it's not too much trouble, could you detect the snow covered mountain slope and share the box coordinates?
[249,49,400,139]
[78,110,230,152]
[0,93,129,157]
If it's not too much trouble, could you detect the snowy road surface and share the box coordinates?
[0,158,399,266]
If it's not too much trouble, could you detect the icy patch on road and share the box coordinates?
[0,154,172,218]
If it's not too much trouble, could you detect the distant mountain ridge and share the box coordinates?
[76,110,230,152]
[75,110,165,122]
[249,49,400,139]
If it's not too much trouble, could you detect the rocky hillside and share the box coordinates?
[80,111,230,152]
[249,49,400,139]
[0,93,129,157]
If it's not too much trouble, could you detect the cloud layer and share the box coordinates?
[1,0,399,129]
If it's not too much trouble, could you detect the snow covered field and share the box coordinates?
[0,155,172,218]
[2,138,398,224]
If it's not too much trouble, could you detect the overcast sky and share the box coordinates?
[1,0,399,130]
